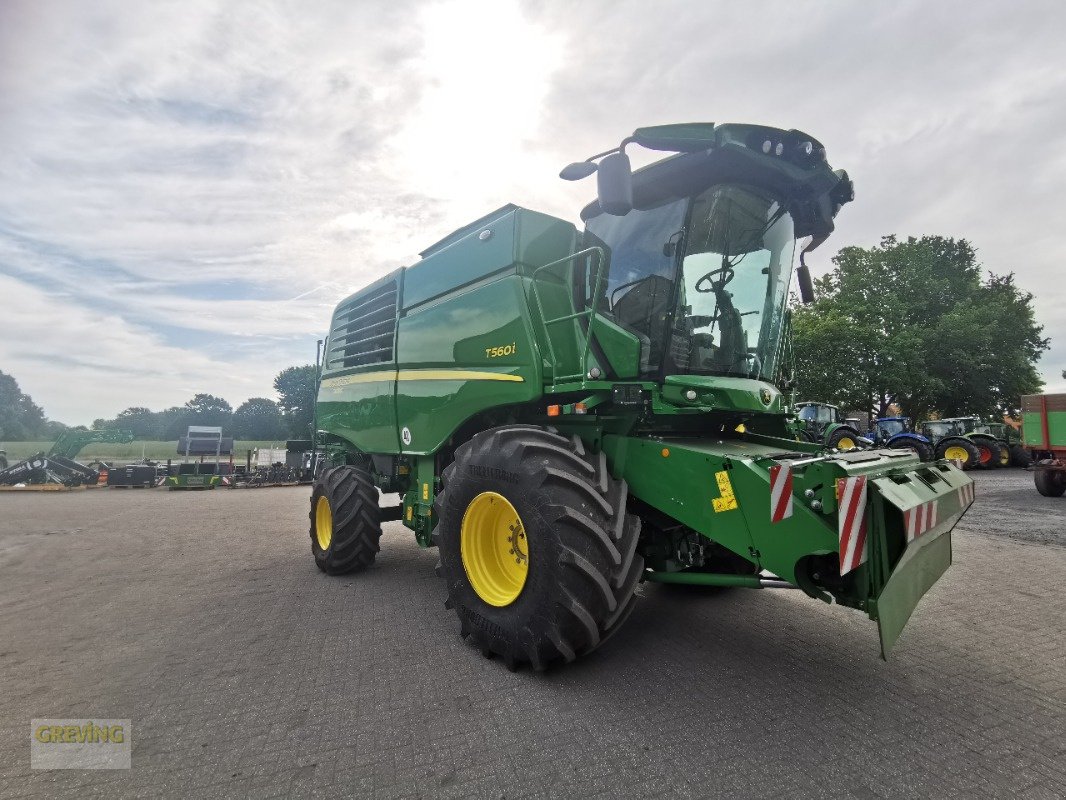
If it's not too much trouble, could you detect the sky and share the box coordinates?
[1,0,1064,426]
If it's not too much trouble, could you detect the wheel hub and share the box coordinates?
[944,445,969,462]
[460,492,529,607]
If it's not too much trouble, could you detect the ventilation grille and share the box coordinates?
[326,281,398,369]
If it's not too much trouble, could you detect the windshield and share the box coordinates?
[583,183,795,381]
[923,421,957,438]
[877,419,906,437]
[798,404,833,424]
[671,184,795,379]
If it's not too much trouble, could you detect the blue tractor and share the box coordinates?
[867,416,933,462]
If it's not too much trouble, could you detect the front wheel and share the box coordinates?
[309,466,382,574]
[935,437,981,470]
[1010,444,1033,468]
[435,425,643,671]
[889,438,933,462]
[827,427,861,451]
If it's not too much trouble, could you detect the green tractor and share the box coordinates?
[975,421,1030,467]
[919,416,1008,470]
[792,401,867,450]
[309,122,974,670]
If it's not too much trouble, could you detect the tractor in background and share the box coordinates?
[867,417,933,461]
[975,421,1030,467]
[792,401,868,450]
[918,417,1005,470]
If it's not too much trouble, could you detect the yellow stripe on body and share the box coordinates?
[397,370,524,382]
[320,369,524,390]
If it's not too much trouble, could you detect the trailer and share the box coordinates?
[1021,393,1066,497]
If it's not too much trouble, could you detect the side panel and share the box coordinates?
[394,276,543,455]
[1021,393,1066,449]
[317,371,399,454]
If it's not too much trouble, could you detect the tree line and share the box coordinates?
[0,365,318,442]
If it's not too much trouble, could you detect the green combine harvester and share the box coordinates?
[309,123,974,670]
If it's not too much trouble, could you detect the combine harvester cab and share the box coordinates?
[310,122,975,669]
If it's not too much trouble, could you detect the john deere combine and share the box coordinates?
[309,123,974,669]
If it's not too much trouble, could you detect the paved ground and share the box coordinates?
[0,470,1063,799]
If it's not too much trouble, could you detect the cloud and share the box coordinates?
[1,0,1063,426]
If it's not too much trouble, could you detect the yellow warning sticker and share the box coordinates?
[712,470,739,513]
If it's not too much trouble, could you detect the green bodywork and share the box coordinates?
[165,473,223,490]
[314,122,974,657]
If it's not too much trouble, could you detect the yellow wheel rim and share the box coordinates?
[837,436,856,450]
[999,449,1010,465]
[944,445,969,462]
[460,491,528,607]
[315,496,333,551]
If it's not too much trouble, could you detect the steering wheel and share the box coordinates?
[694,264,733,294]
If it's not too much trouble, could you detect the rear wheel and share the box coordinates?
[435,425,643,670]
[309,466,382,574]
[889,438,933,462]
[1010,444,1033,468]
[935,438,981,470]
[1034,463,1066,497]
[992,441,1011,468]
[827,427,861,450]
[970,439,997,469]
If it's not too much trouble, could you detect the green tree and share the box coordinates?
[108,407,162,438]
[232,397,287,440]
[274,365,318,437]
[0,370,46,440]
[792,235,1048,421]
[161,394,233,437]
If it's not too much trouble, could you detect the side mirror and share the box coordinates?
[596,151,633,216]
[559,161,598,181]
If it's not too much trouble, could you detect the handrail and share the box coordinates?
[528,246,607,384]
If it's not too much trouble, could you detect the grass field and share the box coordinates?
[0,440,282,463]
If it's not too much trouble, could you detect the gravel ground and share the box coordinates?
[0,469,1063,799]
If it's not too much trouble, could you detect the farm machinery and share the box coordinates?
[867,417,933,461]
[919,417,1007,470]
[974,421,1029,467]
[1021,393,1066,497]
[307,122,974,669]
[0,429,134,486]
[792,401,867,450]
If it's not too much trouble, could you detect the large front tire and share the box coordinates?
[827,427,861,451]
[935,437,981,470]
[309,466,382,574]
[435,425,643,671]
[1010,444,1033,468]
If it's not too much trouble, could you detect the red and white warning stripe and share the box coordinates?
[904,501,938,542]
[769,464,793,523]
[838,476,868,576]
[957,481,975,506]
